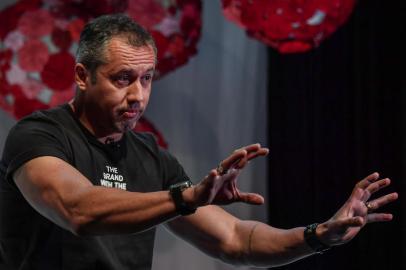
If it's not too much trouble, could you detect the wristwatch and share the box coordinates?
[169,180,196,216]
[304,223,331,254]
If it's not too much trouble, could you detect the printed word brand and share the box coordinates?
[100,165,127,190]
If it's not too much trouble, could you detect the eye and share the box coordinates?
[141,73,153,85]
[112,72,132,87]
[142,74,152,82]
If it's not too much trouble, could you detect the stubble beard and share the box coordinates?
[117,116,139,133]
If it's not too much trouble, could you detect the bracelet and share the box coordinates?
[304,223,331,254]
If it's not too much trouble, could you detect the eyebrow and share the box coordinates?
[145,67,155,73]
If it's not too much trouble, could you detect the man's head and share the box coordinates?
[74,14,157,137]
[76,13,157,83]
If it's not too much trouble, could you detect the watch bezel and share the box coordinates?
[169,180,196,216]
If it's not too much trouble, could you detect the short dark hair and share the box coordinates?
[76,14,157,83]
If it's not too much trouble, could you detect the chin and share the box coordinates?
[121,120,138,132]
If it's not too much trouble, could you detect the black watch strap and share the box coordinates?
[304,223,331,254]
[169,180,196,216]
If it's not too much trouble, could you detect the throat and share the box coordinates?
[99,134,123,145]
[70,100,124,141]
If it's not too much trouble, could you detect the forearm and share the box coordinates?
[14,156,180,236]
[232,221,315,267]
[167,206,317,268]
[65,186,179,236]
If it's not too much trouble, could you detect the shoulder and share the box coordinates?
[1,105,74,184]
[128,131,160,153]
[127,131,177,165]
[3,104,73,149]
[12,104,71,132]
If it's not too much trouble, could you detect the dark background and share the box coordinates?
[267,0,405,269]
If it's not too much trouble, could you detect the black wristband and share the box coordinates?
[304,223,331,254]
[169,181,196,216]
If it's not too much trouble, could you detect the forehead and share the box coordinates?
[100,38,156,73]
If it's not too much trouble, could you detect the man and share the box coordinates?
[0,14,397,269]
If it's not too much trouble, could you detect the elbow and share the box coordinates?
[217,236,248,266]
[63,203,98,236]
[69,214,94,236]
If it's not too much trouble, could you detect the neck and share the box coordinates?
[69,99,123,143]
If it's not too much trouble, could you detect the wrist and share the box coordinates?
[182,185,199,209]
[315,222,329,245]
[169,181,197,216]
[304,223,331,254]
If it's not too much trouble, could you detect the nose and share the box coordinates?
[127,81,143,104]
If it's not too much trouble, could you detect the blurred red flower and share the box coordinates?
[18,39,50,72]
[52,28,72,51]
[222,0,356,53]
[18,9,54,38]
[41,52,75,91]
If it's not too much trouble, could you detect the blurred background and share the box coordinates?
[0,0,404,269]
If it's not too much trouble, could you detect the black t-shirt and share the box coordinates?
[0,104,189,270]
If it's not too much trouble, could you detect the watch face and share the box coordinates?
[172,181,192,190]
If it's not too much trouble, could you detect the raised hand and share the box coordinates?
[317,172,398,246]
[190,144,269,207]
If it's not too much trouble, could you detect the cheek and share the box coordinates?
[93,79,126,105]
[98,90,127,109]
[143,88,152,103]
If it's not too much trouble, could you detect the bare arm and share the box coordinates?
[166,206,314,268]
[167,171,397,268]
[13,143,268,237]
[14,156,180,236]
[14,144,397,267]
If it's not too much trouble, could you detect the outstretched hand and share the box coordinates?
[190,144,269,207]
[318,172,398,246]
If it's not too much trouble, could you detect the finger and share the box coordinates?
[236,153,249,169]
[366,213,393,223]
[208,169,218,178]
[350,186,365,201]
[366,178,391,195]
[356,172,380,189]
[366,192,398,211]
[247,148,269,161]
[334,216,364,229]
[219,149,247,173]
[202,170,222,190]
[237,192,264,205]
[236,148,269,169]
[235,144,260,169]
[241,143,261,153]
[230,178,239,198]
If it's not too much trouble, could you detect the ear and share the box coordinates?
[75,63,90,91]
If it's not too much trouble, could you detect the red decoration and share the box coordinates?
[11,84,49,119]
[222,0,356,53]
[41,52,75,91]
[127,0,166,29]
[0,0,42,39]
[51,28,73,51]
[18,39,50,72]
[67,18,86,42]
[18,9,54,38]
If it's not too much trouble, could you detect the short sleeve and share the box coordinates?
[131,131,191,190]
[158,147,191,190]
[1,112,71,184]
